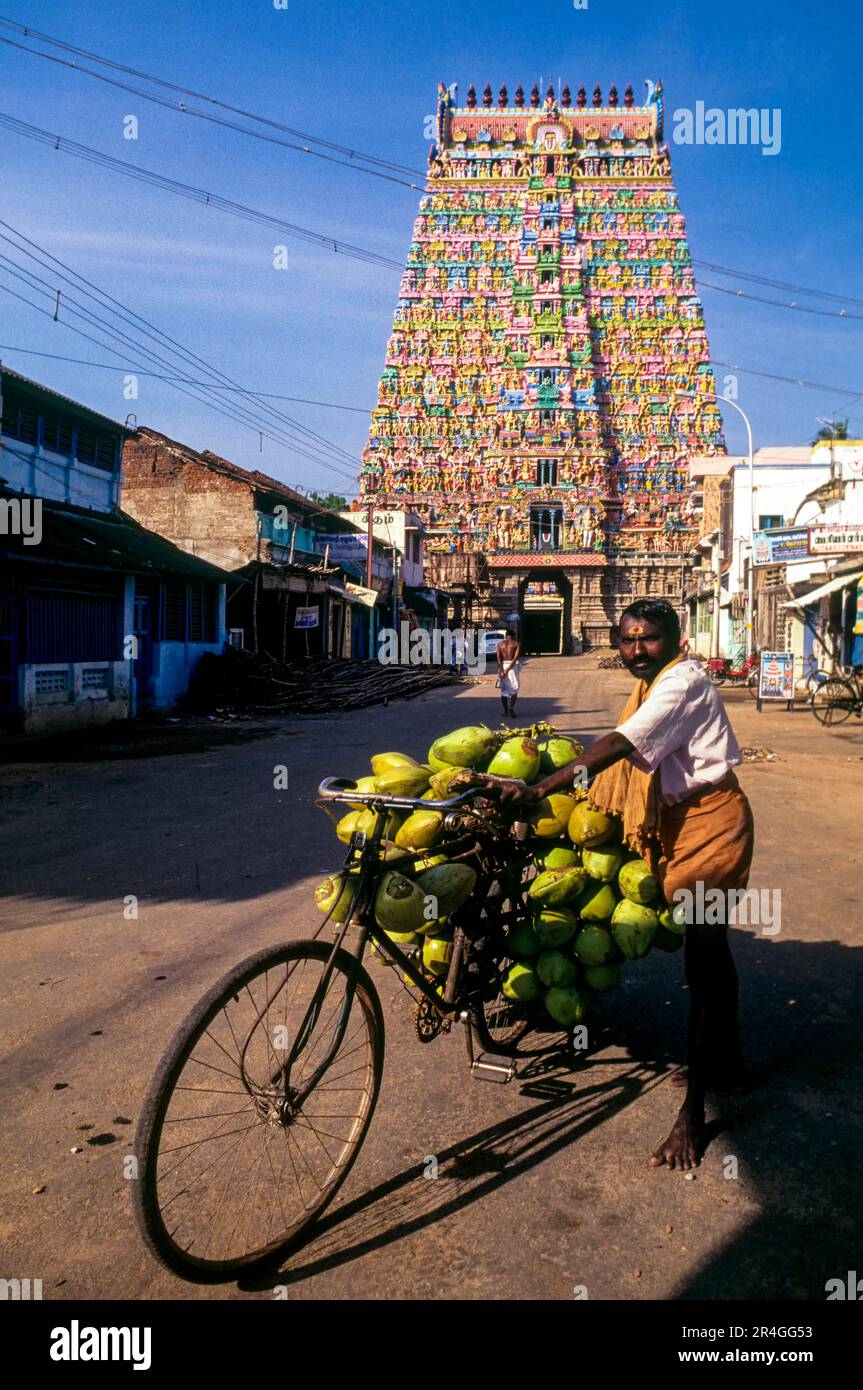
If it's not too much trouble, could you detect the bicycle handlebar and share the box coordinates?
[317,776,487,813]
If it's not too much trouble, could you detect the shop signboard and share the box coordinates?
[752,527,810,565]
[808,524,863,556]
[758,650,795,705]
[294,606,320,630]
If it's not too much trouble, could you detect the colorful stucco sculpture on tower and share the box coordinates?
[360,80,724,564]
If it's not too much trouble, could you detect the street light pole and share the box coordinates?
[677,390,756,659]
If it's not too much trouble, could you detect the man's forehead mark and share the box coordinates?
[625,623,648,636]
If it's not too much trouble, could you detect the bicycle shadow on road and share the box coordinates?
[240,1052,669,1291]
[241,929,863,1300]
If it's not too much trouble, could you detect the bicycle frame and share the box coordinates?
[280,779,508,1109]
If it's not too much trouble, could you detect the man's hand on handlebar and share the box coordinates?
[479,774,542,805]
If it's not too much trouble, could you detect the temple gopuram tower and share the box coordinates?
[359,80,726,650]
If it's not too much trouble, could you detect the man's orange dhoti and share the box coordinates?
[648,771,755,904]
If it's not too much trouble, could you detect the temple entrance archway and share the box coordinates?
[518,570,572,655]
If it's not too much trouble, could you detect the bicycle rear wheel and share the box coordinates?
[812,679,856,726]
[135,940,383,1282]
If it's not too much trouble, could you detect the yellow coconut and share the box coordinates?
[530,792,580,838]
[336,810,363,844]
[344,778,377,811]
[568,802,618,848]
[315,872,358,925]
[395,809,444,851]
[357,807,403,840]
[370,751,420,777]
[373,765,432,798]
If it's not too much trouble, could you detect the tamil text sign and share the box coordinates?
[808,524,863,556]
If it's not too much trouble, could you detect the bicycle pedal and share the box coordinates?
[470,1052,517,1084]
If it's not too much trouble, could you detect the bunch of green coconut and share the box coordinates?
[314,723,686,1021]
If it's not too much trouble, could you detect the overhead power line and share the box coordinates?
[0,218,362,482]
[2,15,861,317]
[692,259,863,309]
[0,31,425,191]
[0,14,425,178]
[697,279,863,322]
[0,342,374,411]
[0,113,404,271]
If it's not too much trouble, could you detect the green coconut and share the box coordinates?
[374,870,427,935]
[535,845,582,872]
[582,843,626,883]
[611,899,660,960]
[394,809,444,850]
[572,925,617,967]
[619,859,661,904]
[422,933,453,976]
[486,736,541,782]
[501,961,541,1002]
[537,735,584,774]
[582,962,620,992]
[528,866,587,908]
[568,802,618,848]
[429,764,477,798]
[506,918,543,959]
[544,985,587,1027]
[429,725,499,769]
[536,950,579,989]
[530,792,580,838]
[576,880,618,923]
[415,863,477,919]
[533,907,578,949]
[658,903,688,936]
[370,751,419,777]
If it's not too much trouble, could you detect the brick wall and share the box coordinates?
[121,435,258,570]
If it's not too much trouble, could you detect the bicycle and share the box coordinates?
[810,666,863,726]
[133,779,560,1282]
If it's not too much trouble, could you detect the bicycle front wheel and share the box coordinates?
[135,940,384,1282]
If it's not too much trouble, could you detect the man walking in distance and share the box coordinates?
[496,628,522,719]
[484,599,754,1171]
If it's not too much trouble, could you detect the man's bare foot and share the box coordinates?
[668,1066,750,1094]
[650,1108,704,1170]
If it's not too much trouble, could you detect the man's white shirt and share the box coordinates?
[615,658,742,805]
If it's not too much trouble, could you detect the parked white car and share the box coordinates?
[482,629,508,660]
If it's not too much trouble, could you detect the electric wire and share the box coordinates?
[0,218,363,475]
[0,112,404,271]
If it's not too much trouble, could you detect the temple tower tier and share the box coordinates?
[358,80,725,649]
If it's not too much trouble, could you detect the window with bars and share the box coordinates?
[160,580,216,643]
[2,400,38,444]
[26,590,119,662]
[75,429,117,471]
[41,415,74,455]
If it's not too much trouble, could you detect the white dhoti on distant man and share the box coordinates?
[496,629,522,718]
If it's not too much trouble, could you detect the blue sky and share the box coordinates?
[0,0,860,498]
